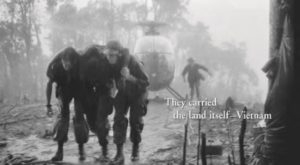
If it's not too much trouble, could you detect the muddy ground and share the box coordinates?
[0,99,260,165]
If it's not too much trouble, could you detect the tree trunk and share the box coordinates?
[262,0,300,164]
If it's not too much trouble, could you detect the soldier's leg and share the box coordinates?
[52,87,72,161]
[189,81,195,100]
[73,96,89,161]
[95,95,113,160]
[195,80,200,99]
[112,93,129,164]
[129,92,149,161]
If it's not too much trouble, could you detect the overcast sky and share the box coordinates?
[74,0,269,99]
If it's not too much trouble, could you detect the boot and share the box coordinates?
[78,143,86,161]
[111,144,124,165]
[102,145,108,157]
[98,145,110,162]
[51,143,63,161]
[131,143,139,162]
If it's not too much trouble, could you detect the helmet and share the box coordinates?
[106,40,123,51]
[187,57,194,62]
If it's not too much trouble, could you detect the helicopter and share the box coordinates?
[133,21,184,100]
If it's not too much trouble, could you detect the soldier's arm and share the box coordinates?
[45,61,57,117]
[128,59,149,89]
[197,64,212,76]
[182,65,189,76]
[46,79,53,107]
[46,61,56,107]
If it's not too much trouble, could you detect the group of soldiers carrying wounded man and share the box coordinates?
[45,40,149,164]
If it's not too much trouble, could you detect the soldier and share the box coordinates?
[104,41,149,164]
[182,57,212,100]
[78,45,114,161]
[46,47,89,161]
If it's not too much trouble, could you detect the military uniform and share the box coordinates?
[182,63,209,99]
[46,47,89,161]
[112,50,149,163]
[78,45,114,159]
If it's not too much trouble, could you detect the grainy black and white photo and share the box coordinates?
[1,0,300,165]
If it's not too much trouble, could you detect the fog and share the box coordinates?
[0,0,269,105]
[189,0,269,101]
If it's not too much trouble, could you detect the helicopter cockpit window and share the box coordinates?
[134,36,174,55]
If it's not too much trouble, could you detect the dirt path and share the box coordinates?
[0,102,187,164]
[0,101,257,165]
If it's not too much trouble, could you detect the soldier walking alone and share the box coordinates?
[182,57,212,100]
